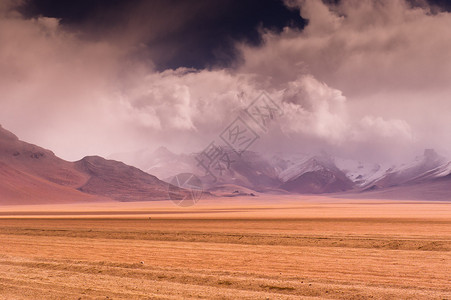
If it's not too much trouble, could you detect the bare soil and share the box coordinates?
[0,197,450,299]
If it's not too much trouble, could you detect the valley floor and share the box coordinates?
[0,196,450,299]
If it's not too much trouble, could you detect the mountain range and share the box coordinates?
[110,145,451,200]
[1,124,450,204]
[0,125,187,204]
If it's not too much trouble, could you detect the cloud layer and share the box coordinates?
[0,0,450,163]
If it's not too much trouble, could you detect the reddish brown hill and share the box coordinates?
[0,125,106,204]
[0,160,106,205]
[74,156,181,202]
[0,125,89,188]
[0,125,183,204]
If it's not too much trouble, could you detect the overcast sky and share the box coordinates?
[1,0,451,163]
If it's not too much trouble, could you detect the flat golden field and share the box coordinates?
[0,195,450,299]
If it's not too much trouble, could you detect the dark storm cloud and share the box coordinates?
[18,0,306,70]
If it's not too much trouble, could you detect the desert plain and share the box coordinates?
[0,195,450,299]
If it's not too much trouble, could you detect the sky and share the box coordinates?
[1,0,451,163]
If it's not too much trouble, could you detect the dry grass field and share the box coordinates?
[0,196,450,299]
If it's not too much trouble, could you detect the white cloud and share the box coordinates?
[280,75,348,142]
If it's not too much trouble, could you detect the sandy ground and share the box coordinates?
[0,195,450,299]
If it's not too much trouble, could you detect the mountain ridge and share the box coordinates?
[110,145,451,199]
[2,124,450,204]
[0,125,184,204]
